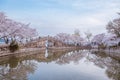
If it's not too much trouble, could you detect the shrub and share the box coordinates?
[98,43,106,49]
[9,41,19,52]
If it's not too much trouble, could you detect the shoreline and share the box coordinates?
[0,47,120,59]
[0,47,80,57]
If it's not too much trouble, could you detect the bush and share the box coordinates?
[9,41,19,52]
[98,43,106,49]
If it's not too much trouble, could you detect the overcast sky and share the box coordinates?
[0,0,120,36]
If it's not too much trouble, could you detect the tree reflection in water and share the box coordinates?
[89,51,120,80]
[0,56,37,80]
[56,50,87,65]
[0,50,120,80]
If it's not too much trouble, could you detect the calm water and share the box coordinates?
[0,49,120,80]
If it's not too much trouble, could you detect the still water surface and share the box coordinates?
[0,49,120,80]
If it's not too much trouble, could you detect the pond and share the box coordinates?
[0,49,120,80]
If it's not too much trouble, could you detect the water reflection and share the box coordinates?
[45,49,48,58]
[8,56,19,68]
[56,50,86,65]
[90,51,120,80]
[0,56,37,80]
[0,50,119,80]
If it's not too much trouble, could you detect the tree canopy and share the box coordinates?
[106,14,120,37]
[0,12,37,44]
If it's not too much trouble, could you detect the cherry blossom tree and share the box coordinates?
[74,29,80,36]
[91,33,105,45]
[106,14,120,37]
[0,12,37,44]
[54,33,70,43]
[54,33,84,46]
[84,30,92,42]
[91,33,105,49]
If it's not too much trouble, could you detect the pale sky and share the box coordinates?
[0,0,120,36]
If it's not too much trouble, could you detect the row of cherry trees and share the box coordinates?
[0,12,37,44]
[54,33,84,46]
[91,13,120,48]
[53,13,120,48]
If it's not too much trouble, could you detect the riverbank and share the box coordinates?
[0,47,80,57]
